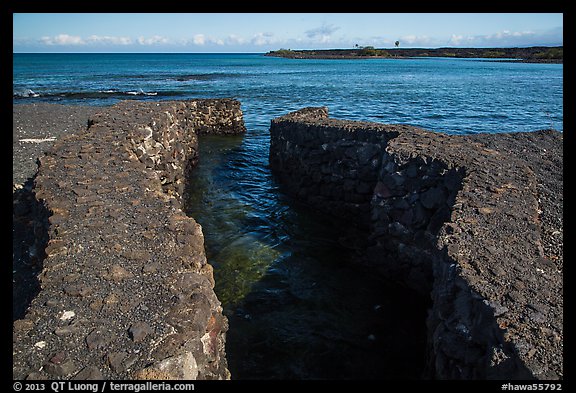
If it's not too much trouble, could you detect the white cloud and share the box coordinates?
[305,24,340,43]
[30,25,562,52]
[398,35,436,46]
[350,27,563,49]
[40,34,84,45]
[448,34,465,46]
[193,34,206,45]
[137,35,169,45]
[226,34,246,45]
[87,35,133,45]
[251,32,275,46]
[38,34,140,46]
[447,30,534,46]
[190,34,224,46]
[447,27,562,47]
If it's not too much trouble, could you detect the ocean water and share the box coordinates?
[13,53,563,134]
[13,53,563,379]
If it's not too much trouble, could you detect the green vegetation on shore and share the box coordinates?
[358,46,389,57]
[266,46,563,63]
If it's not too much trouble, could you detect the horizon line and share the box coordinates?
[12,44,564,55]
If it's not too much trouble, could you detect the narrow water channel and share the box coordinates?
[184,128,429,379]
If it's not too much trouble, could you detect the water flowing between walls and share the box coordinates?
[184,129,430,380]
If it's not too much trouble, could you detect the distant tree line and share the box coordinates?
[355,45,389,57]
[275,48,293,55]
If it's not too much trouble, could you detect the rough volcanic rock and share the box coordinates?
[269,107,562,379]
[13,100,245,380]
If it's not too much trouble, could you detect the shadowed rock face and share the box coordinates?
[13,181,50,322]
[269,107,563,380]
[12,99,245,380]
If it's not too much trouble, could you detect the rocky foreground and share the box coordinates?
[270,108,563,379]
[14,104,101,322]
[13,100,245,380]
[13,102,562,380]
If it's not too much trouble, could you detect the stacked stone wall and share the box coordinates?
[269,107,563,379]
[13,100,245,380]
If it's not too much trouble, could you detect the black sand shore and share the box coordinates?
[13,104,101,320]
[13,103,101,186]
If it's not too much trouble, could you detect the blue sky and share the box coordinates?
[13,13,563,53]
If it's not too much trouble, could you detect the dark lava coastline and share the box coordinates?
[265,46,563,63]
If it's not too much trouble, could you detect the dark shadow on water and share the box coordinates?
[223,200,431,380]
[184,133,430,380]
[226,266,430,379]
[12,177,50,321]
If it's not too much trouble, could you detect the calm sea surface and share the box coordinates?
[13,53,563,379]
[13,53,563,133]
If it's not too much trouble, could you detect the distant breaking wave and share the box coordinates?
[13,89,40,98]
[13,89,187,100]
[126,89,158,96]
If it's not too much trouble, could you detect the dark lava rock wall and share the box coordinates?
[369,141,465,296]
[269,107,398,225]
[13,100,245,380]
[269,108,562,380]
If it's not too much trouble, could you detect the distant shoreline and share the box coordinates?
[265,46,563,64]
